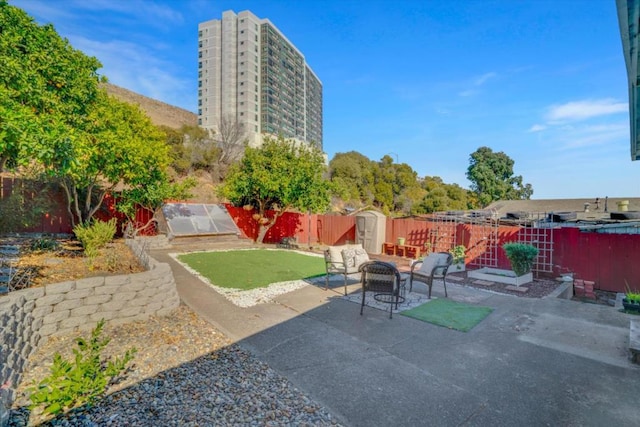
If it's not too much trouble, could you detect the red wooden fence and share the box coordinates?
[3,178,638,293]
[228,210,638,293]
[225,206,356,246]
[1,176,72,234]
[553,227,640,293]
[1,176,155,236]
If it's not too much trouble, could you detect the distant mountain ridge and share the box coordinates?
[102,83,197,129]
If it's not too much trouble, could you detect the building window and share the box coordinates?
[240,112,244,116]
[240,41,244,45]
[198,30,202,37]
[198,62,202,68]
[199,118,202,125]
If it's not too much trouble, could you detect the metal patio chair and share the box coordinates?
[359,261,403,319]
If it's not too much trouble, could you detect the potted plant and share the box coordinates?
[502,243,538,277]
[449,245,466,272]
[623,282,640,312]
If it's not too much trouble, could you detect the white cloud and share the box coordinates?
[528,124,546,132]
[74,37,195,111]
[457,72,497,97]
[546,99,628,122]
[558,123,629,149]
[474,72,497,86]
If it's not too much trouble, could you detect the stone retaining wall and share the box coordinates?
[0,240,179,426]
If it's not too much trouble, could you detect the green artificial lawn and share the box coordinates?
[400,298,493,332]
[177,249,325,290]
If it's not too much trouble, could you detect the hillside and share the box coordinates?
[102,83,197,129]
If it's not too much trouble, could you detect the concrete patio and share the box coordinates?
[151,244,640,426]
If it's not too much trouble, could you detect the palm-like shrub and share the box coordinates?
[502,243,538,276]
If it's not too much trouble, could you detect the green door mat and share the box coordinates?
[400,299,493,332]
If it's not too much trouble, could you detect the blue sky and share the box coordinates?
[12,0,638,199]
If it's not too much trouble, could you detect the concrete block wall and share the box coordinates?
[0,240,179,426]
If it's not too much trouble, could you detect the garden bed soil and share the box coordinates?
[370,253,562,299]
[3,237,145,289]
[447,271,561,298]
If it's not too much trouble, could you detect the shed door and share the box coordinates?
[356,215,375,252]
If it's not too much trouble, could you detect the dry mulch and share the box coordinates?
[6,237,145,289]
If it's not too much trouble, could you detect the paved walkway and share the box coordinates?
[151,243,640,426]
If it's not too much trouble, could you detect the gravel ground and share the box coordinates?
[8,305,342,427]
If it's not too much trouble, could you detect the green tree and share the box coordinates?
[56,92,175,226]
[397,185,427,215]
[163,119,246,182]
[219,136,331,243]
[466,146,533,207]
[162,126,192,175]
[417,176,476,213]
[328,151,424,214]
[117,177,196,237]
[0,1,102,172]
[328,151,375,205]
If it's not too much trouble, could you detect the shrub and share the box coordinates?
[27,320,137,417]
[502,243,538,276]
[73,218,117,262]
[29,237,60,252]
[449,245,466,265]
[625,281,640,301]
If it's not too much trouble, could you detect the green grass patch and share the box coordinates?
[400,298,493,332]
[177,249,325,291]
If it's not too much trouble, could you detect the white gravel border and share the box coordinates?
[170,248,324,308]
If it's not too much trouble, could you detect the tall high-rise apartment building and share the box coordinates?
[198,10,323,148]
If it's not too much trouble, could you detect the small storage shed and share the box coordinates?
[355,210,386,254]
